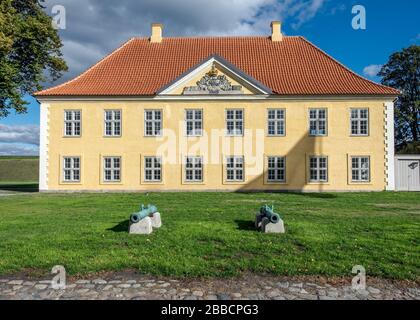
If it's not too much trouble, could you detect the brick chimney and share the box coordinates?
[150,23,163,43]
[271,21,282,42]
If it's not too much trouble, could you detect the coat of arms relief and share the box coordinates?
[183,64,243,95]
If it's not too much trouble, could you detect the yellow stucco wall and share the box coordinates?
[44,98,389,192]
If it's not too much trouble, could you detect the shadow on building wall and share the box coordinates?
[237,131,329,195]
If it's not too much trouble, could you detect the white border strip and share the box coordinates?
[385,101,395,191]
[39,103,49,191]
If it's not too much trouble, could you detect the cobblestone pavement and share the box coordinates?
[0,274,419,300]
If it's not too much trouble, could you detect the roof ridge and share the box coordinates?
[132,35,300,40]
[298,36,399,94]
[35,38,136,96]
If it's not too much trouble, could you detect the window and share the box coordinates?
[185,110,203,136]
[267,109,285,136]
[226,156,244,182]
[64,110,81,136]
[145,110,162,136]
[144,157,162,182]
[351,109,369,136]
[104,110,121,136]
[309,109,327,136]
[185,156,203,182]
[309,156,328,182]
[352,156,370,182]
[267,157,286,182]
[226,109,243,136]
[63,157,80,182]
[103,157,121,182]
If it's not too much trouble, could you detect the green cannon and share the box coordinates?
[259,205,281,224]
[130,204,158,223]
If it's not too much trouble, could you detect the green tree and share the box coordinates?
[0,0,67,118]
[379,45,420,145]
[396,141,420,154]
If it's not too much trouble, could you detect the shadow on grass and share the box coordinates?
[0,183,39,193]
[235,220,256,232]
[234,190,337,199]
[107,220,129,233]
[288,192,337,199]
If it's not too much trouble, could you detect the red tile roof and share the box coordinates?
[34,36,399,97]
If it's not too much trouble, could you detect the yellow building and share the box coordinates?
[34,22,399,192]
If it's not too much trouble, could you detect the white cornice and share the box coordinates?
[36,95,398,103]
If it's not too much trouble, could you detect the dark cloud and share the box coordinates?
[42,0,326,84]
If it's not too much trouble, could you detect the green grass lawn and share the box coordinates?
[0,156,39,183]
[0,192,419,280]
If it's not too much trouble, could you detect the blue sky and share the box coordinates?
[0,0,419,155]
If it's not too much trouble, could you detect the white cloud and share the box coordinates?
[363,64,382,78]
[329,3,346,16]
[0,143,39,156]
[292,0,325,29]
[0,124,40,145]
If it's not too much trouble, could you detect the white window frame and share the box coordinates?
[351,156,370,182]
[267,109,285,136]
[63,157,81,182]
[226,156,244,182]
[309,108,328,136]
[104,110,121,137]
[144,110,162,137]
[185,109,203,137]
[144,156,162,182]
[309,156,328,183]
[350,108,369,136]
[64,110,81,137]
[226,109,244,136]
[185,156,203,182]
[103,157,121,182]
[267,156,286,182]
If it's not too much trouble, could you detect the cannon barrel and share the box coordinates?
[259,205,280,224]
[130,204,158,223]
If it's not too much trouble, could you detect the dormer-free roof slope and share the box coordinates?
[34,36,399,97]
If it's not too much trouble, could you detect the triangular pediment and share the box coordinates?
[157,55,272,96]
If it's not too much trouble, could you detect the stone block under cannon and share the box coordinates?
[129,204,162,234]
[255,205,285,234]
